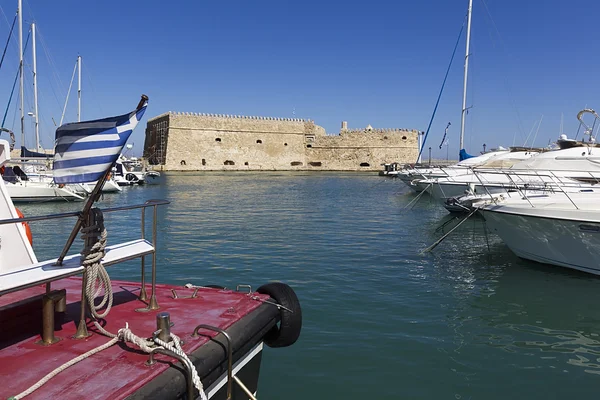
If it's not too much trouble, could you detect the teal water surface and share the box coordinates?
[20,172,600,399]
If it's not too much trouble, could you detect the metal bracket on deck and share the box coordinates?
[171,287,199,299]
[236,284,252,293]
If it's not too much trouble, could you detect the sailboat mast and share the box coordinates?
[77,55,81,122]
[459,0,473,151]
[18,0,24,150]
[32,22,39,150]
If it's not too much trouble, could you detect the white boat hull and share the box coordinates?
[483,207,600,274]
[5,181,85,202]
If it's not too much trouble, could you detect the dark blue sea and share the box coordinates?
[20,172,600,399]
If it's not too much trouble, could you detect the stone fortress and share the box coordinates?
[143,112,419,171]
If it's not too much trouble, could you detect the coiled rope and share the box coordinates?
[80,209,115,337]
[9,209,208,399]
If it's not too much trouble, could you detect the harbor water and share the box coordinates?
[21,172,600,399]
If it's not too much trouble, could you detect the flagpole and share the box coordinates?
[56,94,148,265]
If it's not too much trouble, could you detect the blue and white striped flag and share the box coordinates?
[53,101,147,184]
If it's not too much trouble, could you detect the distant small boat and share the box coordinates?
[113,157,161,186]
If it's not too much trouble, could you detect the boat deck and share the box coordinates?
[0,277,271,399]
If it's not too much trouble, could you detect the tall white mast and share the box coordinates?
[18,0,24,150]
[77,55,81,122]
[32,22,39,150]
[459,0,473,151]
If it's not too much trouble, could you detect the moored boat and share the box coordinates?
[481,189,600,275]
[0,96,302,399]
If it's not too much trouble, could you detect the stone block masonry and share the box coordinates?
[143,112,419,171]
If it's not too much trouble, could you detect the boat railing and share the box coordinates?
[0,199,170,309]
[471,169,600,209]
[0,199,169,225]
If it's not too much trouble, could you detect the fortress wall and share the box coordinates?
[304,129,419,170]
[144,112,419,171]
[151,113,323,170]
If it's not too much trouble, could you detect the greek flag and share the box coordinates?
[53,101,147,184]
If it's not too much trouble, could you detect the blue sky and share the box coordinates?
[1,0,599,158]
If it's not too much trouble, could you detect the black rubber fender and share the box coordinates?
[256,282,302,348]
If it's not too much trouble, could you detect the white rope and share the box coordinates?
[154,333,208,400]
[9,324,209,400]
[8,336,119,400]
[81,219,115,338]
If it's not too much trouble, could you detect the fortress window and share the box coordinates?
[284,143,288,146]
[306,144,312,148]
[291,161,303,166]
[215,137,222,142]
[402,136,407,140]
[202,159,206,166]
[360,162,370,167]
[309,161,322,167]
[244,161,249,166]
[383,136,388,140]
[180,160,187,166]
[224,160,235,165]
[256,139,263,144]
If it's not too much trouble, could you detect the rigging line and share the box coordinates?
[415,16,466,164]
[60,59,77,126]
[420,206,480,254]
[2,30,30,129]
[84,60,105,116]
[0,13,17,73]
[0,5,18,55]
[480,0,526,143]
[434,215,460,234]
[530,115,543,148]
[36,24,64,90]
[402,183,432,210]
[35,25,65,111]
[522,118,538,147]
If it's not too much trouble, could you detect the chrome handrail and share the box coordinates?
[0,199,170,225]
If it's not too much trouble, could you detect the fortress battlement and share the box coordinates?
[342,128,417,134]
[148,112,309,123]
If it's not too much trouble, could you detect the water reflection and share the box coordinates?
[14,173,600,399]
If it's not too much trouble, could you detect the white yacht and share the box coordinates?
[398,149,512,192]
[481,189,600,275]
[2,165,85,202]
[417,149,540,200]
